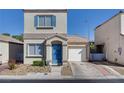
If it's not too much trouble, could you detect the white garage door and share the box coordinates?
[68,48,86,62]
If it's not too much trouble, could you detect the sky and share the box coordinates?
[0,9,122,41]
[0,9,23,35]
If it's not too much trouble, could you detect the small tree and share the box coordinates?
[90,42,96,53]
[2,33,10,36]
[12,34,23,41]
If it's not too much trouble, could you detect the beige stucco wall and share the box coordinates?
[9,43,23,61]
[46,36,67,45]
[95,14,124,65]
[24,39,44,64]
[116,14,124,65]
[24,38,67,65]
[46,45,52,63]
[63,45,67,62]
[24,11,67,34]
[0,41,9,64]
[121,14,124,35]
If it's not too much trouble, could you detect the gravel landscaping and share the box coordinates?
[61,62,73,76]
[0,64,51,75]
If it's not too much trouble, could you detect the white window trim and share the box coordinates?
[27,43,43,57]
[37,16,54,28]
[37,26,54,28]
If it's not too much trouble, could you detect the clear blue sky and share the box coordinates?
[0,9,24,35]
[0,9,122,41]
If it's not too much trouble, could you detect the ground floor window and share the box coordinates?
[28,44,42,56]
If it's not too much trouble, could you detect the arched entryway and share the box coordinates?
[52,41,62,65]
[45,34,67,66]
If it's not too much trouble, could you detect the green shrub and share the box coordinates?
[32,60,46,66]
[8,59,16,70]
[9,64,16,70]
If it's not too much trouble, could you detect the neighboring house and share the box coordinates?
[0,35,23,64]
[95,11,124,65]
[24,9,88,65]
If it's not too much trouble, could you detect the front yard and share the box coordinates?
[0,62,73,77]
[0,64,51,75]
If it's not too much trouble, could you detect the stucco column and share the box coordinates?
[46,45,52,65]
[62,44,67,63]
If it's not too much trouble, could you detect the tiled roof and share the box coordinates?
[0,35,23,44]
[24,33,88,44]
[24,33,67,39]
[67,35,88,44]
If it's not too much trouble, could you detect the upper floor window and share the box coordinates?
[34,15,56,28]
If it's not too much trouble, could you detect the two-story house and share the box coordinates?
[24,9,88,65]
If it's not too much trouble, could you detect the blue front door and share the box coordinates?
[52,44,62,65]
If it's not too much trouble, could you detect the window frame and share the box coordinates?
[27,43,43,57]
[35,15,56,29]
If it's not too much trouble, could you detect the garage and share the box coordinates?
[67,36,88,62]
[68,47,87,61]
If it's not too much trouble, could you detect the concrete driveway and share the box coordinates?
[70,61,121,79]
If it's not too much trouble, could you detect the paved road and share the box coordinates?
[1,79,124,83]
